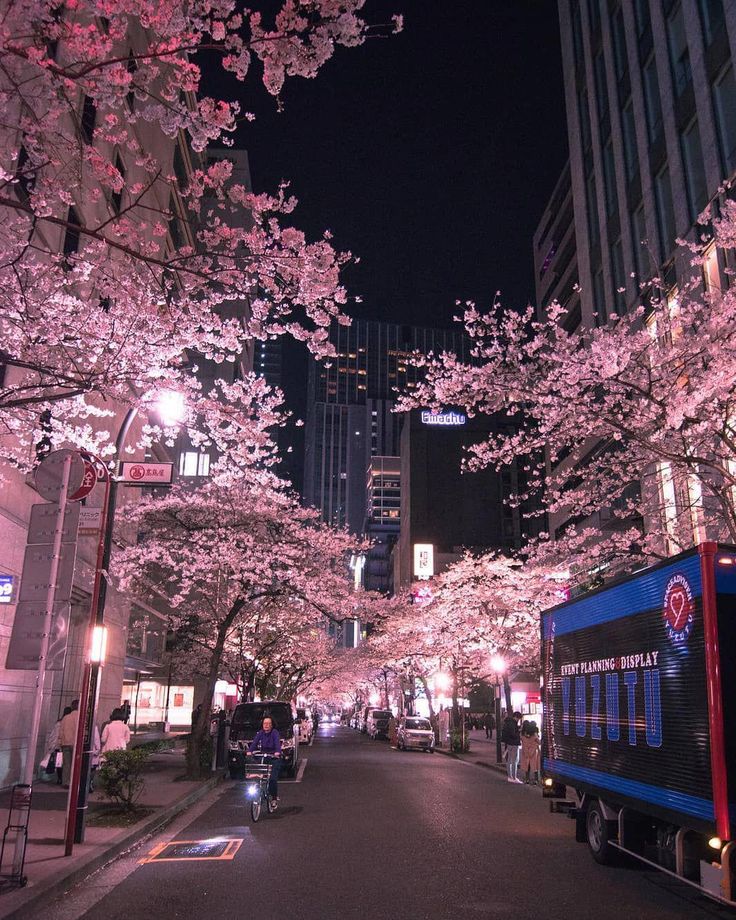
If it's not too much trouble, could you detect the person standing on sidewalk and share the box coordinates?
[101,709,131,754]
[59,699,79,787]
[520,720,541,784]
[484,711,495,739]
[501,711,523,784]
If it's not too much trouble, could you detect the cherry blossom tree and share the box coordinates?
[349,552,566,728]
[0,1,401,466]
[401,208,736,570]
[116,473,379,775]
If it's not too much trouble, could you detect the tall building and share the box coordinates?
[363,456,402,594]
[303,321,466,533]
[548,0,735,334]
[537,0,736,543]
[393,410,545,591]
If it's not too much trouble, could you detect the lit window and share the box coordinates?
[703,244,721,294]
[178,451,210,477]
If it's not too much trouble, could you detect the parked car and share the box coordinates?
[397,716,435,752]
[228,700,299,779]
[366,709,393,739]
[296,707,313,744]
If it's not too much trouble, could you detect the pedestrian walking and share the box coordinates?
[501,710,523,783]
[520,720,541,784]
[484,711,495,739]
[101,709,131,754]
[59,699,79,787]
[387,713,397,747]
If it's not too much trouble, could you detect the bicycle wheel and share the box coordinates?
[250,795,262,822]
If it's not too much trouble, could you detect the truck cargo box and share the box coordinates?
[541,543,735,841]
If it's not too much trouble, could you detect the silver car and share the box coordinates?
[397,716,435,752]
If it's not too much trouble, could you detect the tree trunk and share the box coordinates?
[186,604,241,779]
[503,672,513,715]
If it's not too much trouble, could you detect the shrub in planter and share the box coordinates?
[450,730,470,753]
[97,748,150,811]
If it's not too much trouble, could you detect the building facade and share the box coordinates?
[393,410,545,592]
[363,456,402,594]
[538,0,736,545]
[553,0,735,334]
[303,321,466,534]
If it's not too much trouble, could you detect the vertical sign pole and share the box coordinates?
[13,453,73,873]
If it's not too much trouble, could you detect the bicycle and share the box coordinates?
[244,752,279,822]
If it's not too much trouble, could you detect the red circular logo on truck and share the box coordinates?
[663,573,694,644]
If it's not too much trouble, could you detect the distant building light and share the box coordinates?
[420,410,466,426]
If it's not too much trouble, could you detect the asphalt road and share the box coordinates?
[35,725,732,920]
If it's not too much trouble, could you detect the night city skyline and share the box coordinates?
[2,2,736,916]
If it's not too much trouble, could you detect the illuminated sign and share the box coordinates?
[413,543,434,579]
[420,410,466,426]
[0,575,14,604]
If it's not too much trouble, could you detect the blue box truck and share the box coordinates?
[541,542,735,907]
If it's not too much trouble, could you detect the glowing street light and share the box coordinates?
[157,390,186,426]
[89,626,108,664]
[433,672,451,693]
[491,655,506,675]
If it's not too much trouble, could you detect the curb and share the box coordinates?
[435,747,507,775]
[0,774,222,920]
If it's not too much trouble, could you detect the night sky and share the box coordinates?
[215,2,569,487]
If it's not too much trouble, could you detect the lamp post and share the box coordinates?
[491,655,506,764]
[65,406,137,852]
[66,391,185,851]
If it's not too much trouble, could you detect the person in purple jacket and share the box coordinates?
[247,717,282,804]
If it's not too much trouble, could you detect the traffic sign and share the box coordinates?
[120,461,173,485]
[80,451,109,482]
[27,501,81,546]
[18,544,76,603]
[69,459,98,502]
[5,601,69,670]
[34,449,85,502]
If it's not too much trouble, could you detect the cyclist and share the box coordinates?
[247,717,282,806]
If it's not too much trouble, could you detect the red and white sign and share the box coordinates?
[120,462,173,485]
[69,460,98,502]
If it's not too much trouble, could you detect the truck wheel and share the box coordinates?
[586,800,616,865]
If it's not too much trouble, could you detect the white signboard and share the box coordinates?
[120,461,173,485]
[413,543,434,580]
[79,506,103,536]
[420,410,466,426]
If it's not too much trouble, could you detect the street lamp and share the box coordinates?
[66,391,185,851]
[491,655,506,764]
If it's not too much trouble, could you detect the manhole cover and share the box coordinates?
[140,838,243,863]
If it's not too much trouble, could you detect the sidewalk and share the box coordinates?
[0,747,219,920]
[436,729,508,774]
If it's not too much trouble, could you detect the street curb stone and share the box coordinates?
[435,747,507,775]
[0,773,222,920]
